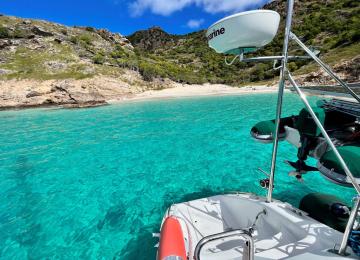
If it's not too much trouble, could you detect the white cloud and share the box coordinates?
[196,0,267,14]
[186,18,204,29]
[129,0,269,17]
[129,0,192,16]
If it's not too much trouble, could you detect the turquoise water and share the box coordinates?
[0,93,355,259]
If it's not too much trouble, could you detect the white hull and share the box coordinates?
[160,193,357,259]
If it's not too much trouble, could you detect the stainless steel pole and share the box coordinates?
[288,73,360,194]
[290,69,360,255]
[338,196,360,255]
[240,55,311,62]
[267,0,294,203]
[290,32,360,103]
[289,71,360,255]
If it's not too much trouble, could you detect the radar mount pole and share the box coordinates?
[267,0,294,203]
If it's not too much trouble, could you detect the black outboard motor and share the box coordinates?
[286,108,324,180]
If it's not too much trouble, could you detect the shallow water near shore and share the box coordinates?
[0,93,355,259]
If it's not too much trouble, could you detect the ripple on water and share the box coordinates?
[0,93,355,259]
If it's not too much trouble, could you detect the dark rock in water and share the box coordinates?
[16,222,42,246]
[116,230,157,260]
[97,203,126,230]
[104,204,126,227]
[31,26,54,37]
[97,219,105,230]
[129,218,144,235]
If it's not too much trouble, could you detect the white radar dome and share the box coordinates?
[207,10,281,54]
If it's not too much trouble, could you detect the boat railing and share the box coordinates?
[287,74,360,255]
[268,0,360,256]
[287,74,360,194]
[212,0,359,255]
[338,196,360,255]
[289,32,360,103]
[267,30,360,198]
[321,99,360,117]
[297,82,360,91]
[194,229,254,260]
[240,0,360,255]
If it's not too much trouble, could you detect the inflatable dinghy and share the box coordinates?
[299,193,350,232]
[158,216,188,260]
[250,116,296,143]
[318,146,360,187]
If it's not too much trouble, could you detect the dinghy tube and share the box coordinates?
[318,146,360,187]
[158,216,187,260]
[250,116,295,143]
[299,193,350,232]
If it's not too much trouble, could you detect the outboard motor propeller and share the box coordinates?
[288,170,305,182]
[286,159,318,181]
[286,159,318,182]
[286,136,318,182]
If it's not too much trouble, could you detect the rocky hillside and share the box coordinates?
[0,15,176,108]
[128,26,177,51]
[0,0,359,108]
[0,15,135,79]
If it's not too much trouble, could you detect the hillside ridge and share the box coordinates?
[0,0,359,108]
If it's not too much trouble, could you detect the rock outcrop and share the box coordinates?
[0,69,181,109]
[0,73,135,108]
[0,15,134,80]
[127,26,176,51]
[295,56,360,86]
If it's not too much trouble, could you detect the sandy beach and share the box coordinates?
[0,74,279,109]
[116,84,279,103]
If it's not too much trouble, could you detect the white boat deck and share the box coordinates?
[166,193,357,259]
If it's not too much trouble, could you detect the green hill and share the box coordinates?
[0,15,136,81]
[127,0,359,85]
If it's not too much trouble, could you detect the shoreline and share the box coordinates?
[1,82,356,111]
[112,84,279,103]
[0,84,279,111]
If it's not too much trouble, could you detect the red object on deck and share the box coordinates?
[158,216,187,260]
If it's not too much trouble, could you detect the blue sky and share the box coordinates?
[0,0,270,35]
